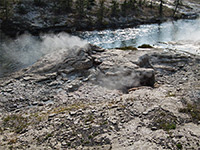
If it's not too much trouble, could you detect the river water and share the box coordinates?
[78,19,200,55]
[0,18,200,77]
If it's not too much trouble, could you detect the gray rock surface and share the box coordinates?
[0,45,200,149]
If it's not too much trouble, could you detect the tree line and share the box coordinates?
[0,0,183,23]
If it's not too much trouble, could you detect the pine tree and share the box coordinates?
[128,0,135,9]
[0,0,11,20]
[75,0,85,18]
[173,0,182,16]
[111,0,119,17]
[121,0,128,16]
[86,0,95,10]
[0,0,3,6]
[97,0,105,25]
[127,0,136,12]
[138,0,142,7]
[34,0,43,6]
[150,0,153,8]
[66,0,73,12]
[159,0,163,18]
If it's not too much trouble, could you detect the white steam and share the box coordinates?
[164,18,200,55]
[98,71,140,91]
[175,18,200,41]
[2,32,87,66]
[96,66,155,91]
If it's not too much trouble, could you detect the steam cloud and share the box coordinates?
[165,18,200,55]
[1,32,87,66]
[175,18,200,41]
[97,67,141,91]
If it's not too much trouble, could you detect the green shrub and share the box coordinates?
[176,143,183,149]
[44,133,53,140]
[138,44,153,48]
[116,46,138,51]
[161,122,176,131]
[149,110,178,132]
[33,0,46,7]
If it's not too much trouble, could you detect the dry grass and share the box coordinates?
[2,114,28,133]
[179,103,200,123]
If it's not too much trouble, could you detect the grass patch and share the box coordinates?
[149,110,178,132]
[179,103,200,123]
[67,142,71,146]
[154,117,176,131]
[116,46,138,51]
[160,122,176,131]
[8,146,13,150]
[100,120,108,126]
[88,135,93,139]
[30,112,46,123]
[3,114,28,133]
[8,138,17,144]
[176,143,183,149]
[44,133,53,140]
[84,140,90,145]
[93,132,99,137]
[51,102,87,114]
[138,44,153,48]
[85,114,94,123]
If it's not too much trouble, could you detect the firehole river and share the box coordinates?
[0,18,200,77]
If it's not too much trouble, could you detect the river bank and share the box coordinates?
[1,18,199,79]
[77,18,200,53]
[0,45,200,149]
[0,0,199,37]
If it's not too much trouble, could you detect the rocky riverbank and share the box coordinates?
[0,45,200,149]
[0,0,200,37]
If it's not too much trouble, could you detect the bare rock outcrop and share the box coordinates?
[0,45,200,150]
[15,44,156,92]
